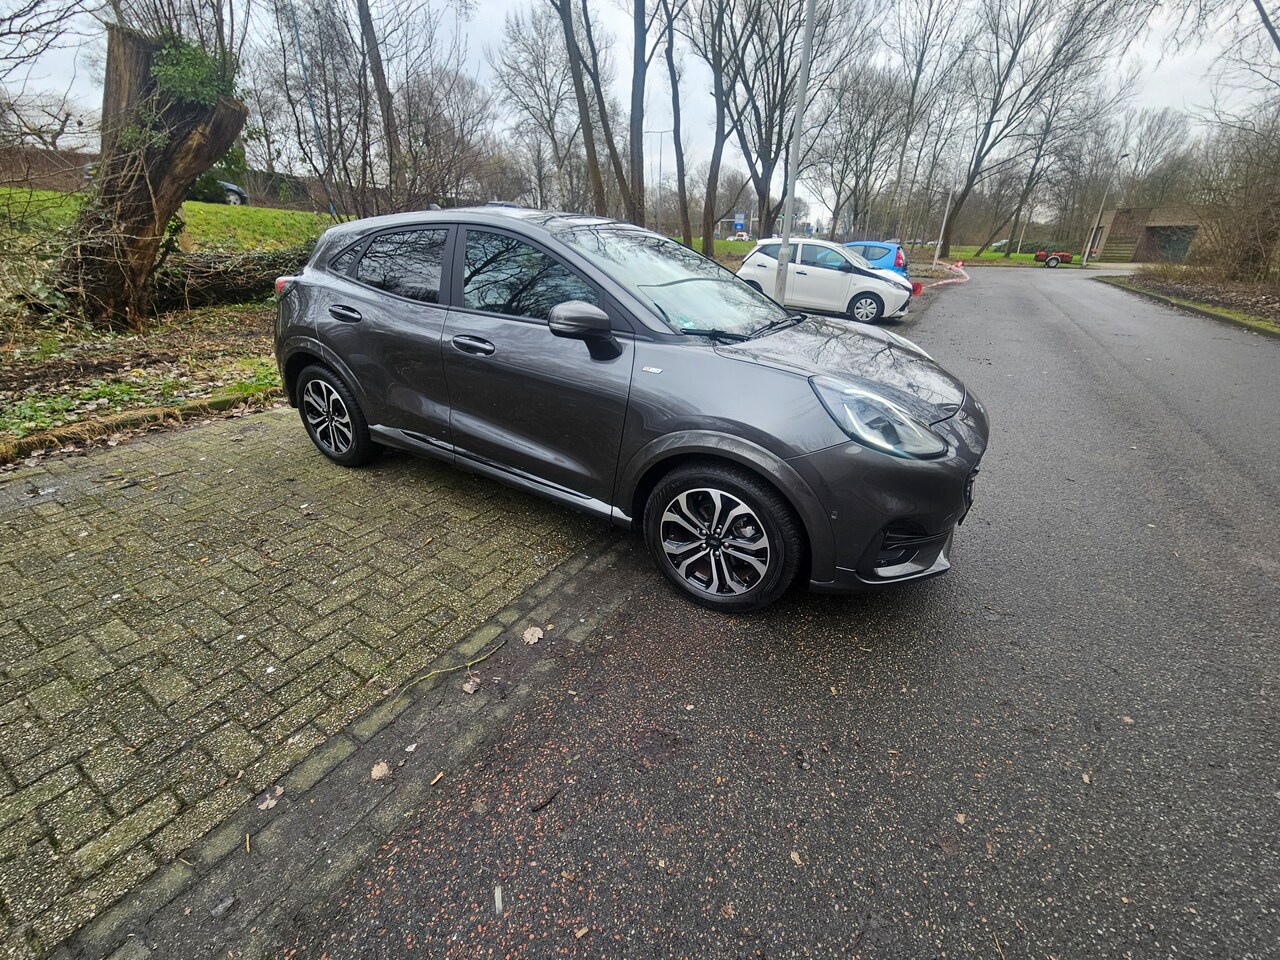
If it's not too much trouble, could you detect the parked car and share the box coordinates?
[737,238,913,323]
[275,208,988,611]
[844,240,910,280]
[1034,249,1073,267]
[217,181,249,205]
[731,231,751,241]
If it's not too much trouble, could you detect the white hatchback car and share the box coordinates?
[737,238,913,323]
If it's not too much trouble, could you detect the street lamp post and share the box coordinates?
[773,0,818,304]
[1081,152,1130,268]
[645,129,672,234]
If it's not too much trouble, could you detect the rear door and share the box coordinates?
[321,226,454,448]
[440,228,635,504]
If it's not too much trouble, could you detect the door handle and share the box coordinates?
[451,335,496,357]
[796,270,809,275]
[329,304,362,322]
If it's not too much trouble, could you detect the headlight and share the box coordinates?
[810,376,948,459]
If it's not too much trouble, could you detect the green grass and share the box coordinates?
[946,245,1061,266]
[0,186,328,251]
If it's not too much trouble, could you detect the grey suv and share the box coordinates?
[275,208,989,611]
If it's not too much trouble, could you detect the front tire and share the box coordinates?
[225,190,244,205]
[644,462,803,612]
[847,292,884,323]
[1045,255,1060,268]
[296,364,378,466]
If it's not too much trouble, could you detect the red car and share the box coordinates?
[1034,250,1074,267]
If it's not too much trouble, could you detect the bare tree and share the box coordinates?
[681,0,745,257]
[938,0,1150,256]
[490,4,581,208]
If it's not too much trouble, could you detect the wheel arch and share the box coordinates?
[279,338,364,408]
[616,432,836,582]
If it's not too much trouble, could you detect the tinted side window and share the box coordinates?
[356,229,449,303]
[845,244,865,257]
[800,245,848,271]
[329,240,361,274]
[863,245,891,261]
[756,243,781,260]
[463,231,597,320]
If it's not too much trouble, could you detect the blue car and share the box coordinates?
[845,240,910,280]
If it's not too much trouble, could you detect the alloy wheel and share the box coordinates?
[659,488,772,596]
[301,378,354,456]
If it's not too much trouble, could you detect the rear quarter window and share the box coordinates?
[863,245,891,261]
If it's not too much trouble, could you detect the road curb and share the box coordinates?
[0,388,285,466]
[1094,276,1280,340]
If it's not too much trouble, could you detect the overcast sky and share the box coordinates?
[34,1,1234,186]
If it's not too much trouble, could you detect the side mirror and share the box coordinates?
[549,300,614,340]
[838,261,854,272]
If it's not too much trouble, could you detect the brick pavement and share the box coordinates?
[0,409,621,958]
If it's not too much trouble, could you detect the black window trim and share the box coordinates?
[453,225,632,334]
[328,223,458,307]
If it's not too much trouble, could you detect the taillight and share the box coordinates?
[275,277,288,297]
[894,247,905,268]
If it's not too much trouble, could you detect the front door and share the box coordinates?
[441,228,635,504]
[792,243,854,313]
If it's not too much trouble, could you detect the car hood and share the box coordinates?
[714,315,966,423]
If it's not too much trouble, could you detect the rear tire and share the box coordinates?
[225,190,243,205]
[1045,255,1060,268]
[295,364,379,467]
[847,292,884,323]
[644,462,803,612]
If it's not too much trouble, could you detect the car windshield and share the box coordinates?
[558,226,788,337]
[847,251,873,270]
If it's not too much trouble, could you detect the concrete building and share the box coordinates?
[1094,206,1202,264]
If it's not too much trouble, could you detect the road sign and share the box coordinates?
[734,213,745,231]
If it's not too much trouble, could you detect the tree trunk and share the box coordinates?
[55,25,248,330]
[628,0,647,227]
[553,0,608,215]
[355,0,404,207]
[662,2,691,246]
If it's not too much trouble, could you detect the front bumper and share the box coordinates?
[788,390,988,593]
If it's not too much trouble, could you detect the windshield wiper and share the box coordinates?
[749,313,807,339]
[678,327,751,343]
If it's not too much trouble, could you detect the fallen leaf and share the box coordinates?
[1082,772,1092,784]
[955,812,967,825]
[1121,716,1135,725]
[790,850,803,866]
[405,743,417,753]
[256,785,285,811]
[462,677,481,694]
[522,626,543,645]
[575,927,588,939]
[371,761,392,781]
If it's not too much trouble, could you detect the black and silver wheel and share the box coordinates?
[1045,255,1060,268]
[225,190,244,205]
[644,463,803,612]
[296,364,378,466]
[848,292,884,323]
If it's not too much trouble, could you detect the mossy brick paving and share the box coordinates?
[0,408,622,958]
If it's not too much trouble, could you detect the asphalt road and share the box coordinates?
[280,269,1279,959]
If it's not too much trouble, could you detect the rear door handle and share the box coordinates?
[329,304,362,322]
[451,335,496,357]
[796,270,809,275]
